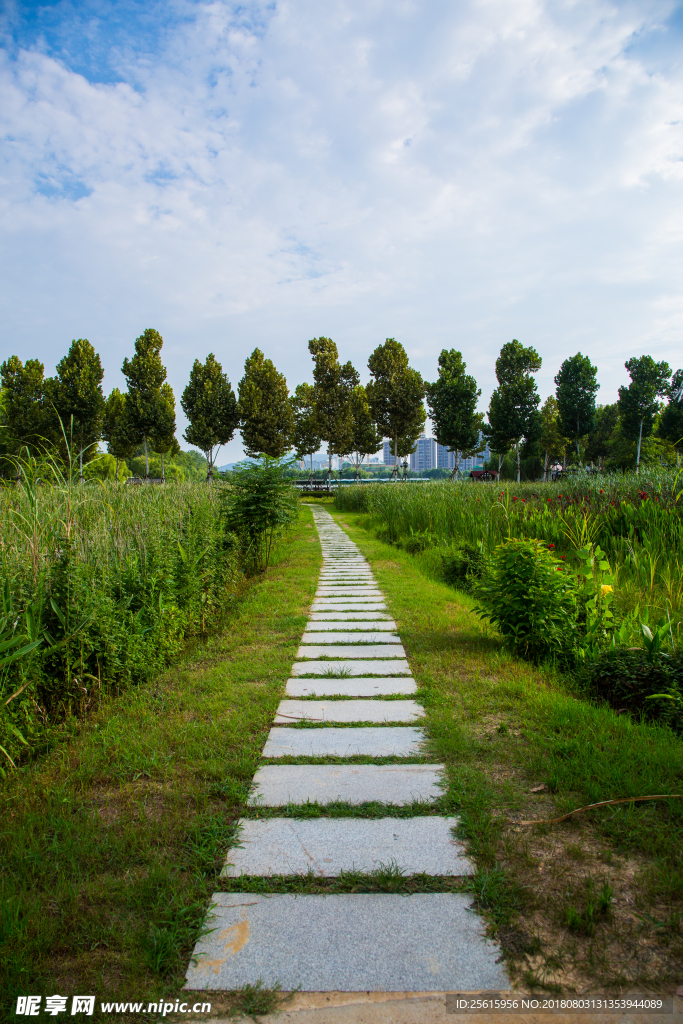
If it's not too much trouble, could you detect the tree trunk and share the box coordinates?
[498,451,503,474]
[543,449,548,482]
[516,442,521,484]
[392,436,399,482]
[160,451,165,483]
[144,436,149,479]
[115,456,120,481]
[636,419,643,473]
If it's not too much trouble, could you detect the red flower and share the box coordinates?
[600,489,603,494]
[548,543,555,549]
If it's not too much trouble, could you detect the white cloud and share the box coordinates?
[1,0,682,461]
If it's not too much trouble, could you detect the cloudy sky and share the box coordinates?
[1,0,682,462]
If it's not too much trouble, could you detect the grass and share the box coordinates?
[0,509,320,1021]
[330,507,683,994]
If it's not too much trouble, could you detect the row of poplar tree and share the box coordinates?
[1,330,681,481]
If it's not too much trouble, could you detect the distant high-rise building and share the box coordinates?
[436,443,455,470]
[383,440,399,466]
[409,434,436,472]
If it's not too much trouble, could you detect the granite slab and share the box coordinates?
[301,632,400,644]
[273,699,423,724]
[291,659,411,676]
[221,816,471,877]
[297,644,405,659]
[184,893,506,992]
[247,763,444,806]
[261,725,423,758]
[306,617,396,627]
[285,678,417,697]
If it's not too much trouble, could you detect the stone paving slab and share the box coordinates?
[221,817,471,877]
[307,617,396,627]
[261,726,423,758]
[298,644,405,659]
[185,893,506,991]
[311,600,388,609]
[248,764,444,805]
[286,678,417,697]
[316,591,383,599]
[291,660,411,676]
[274,700,423,724]
[301,632,400,644]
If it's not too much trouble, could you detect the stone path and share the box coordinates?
[186,507,507,994]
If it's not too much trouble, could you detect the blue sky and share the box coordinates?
[1,0,682,462]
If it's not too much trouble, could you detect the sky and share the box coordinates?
[1,0,682,464]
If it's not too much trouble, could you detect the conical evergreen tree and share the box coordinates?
[181,353,239,480]
[238,348,293,459]
[121,328,168,478]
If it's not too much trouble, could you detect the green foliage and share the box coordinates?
[47,338,105,475]
[181,353,239,478]
[238,348,294,458]
[121,328,170,477]
[485,339,542,482]
[475,538,578,663]
[618,355,671,471]
[426,349,482,468]
[658,369,683,453]
[539,395,567,479]
[221,456,299,573]
[308,337,359,465]
[366,338,425,469]
[102,387,139,472]
[554,352,600,462]
[0,471,242,767]
[0,355,50,460]
[582,649,683,733]
[584,403,619,469]
[441,543,487,592]
[349,384,382,473]
[291,381,322,468]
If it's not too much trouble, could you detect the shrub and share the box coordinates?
[475,538,578,664]
[441,543,487,593]
[221,456,299,573]
[581,648,683,733]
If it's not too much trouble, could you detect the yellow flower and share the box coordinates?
[601,584,613,597]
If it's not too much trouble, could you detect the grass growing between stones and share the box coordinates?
[0,510,321,1023]
[330,509,683,996]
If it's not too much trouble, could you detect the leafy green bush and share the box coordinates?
[221,456,299,573]
[581,648,683,733]
[475,538,578,663]
[441,543,487,592]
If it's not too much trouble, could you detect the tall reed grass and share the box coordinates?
[335,469,683,642]
[0,457,242,771]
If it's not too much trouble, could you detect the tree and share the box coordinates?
[149,382,177,482]
[486,339,542,483]
[308,337,359,478]
[181,353,239,480]
[658,369,683,464]
[617,355,671,473]
[554,353,599,465]
[349,385,383,478]
[366,339,425,481]
[585,404,619,470]
[291,382,322,476]
[238,348,293,459]
[539,396,566,480]
[48,338,105,478]
[102,388,138,480]
[0,356,49,459]
[426,349,482,478]
[121,328,169,479]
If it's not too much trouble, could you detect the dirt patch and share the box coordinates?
[374,560,402,571]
